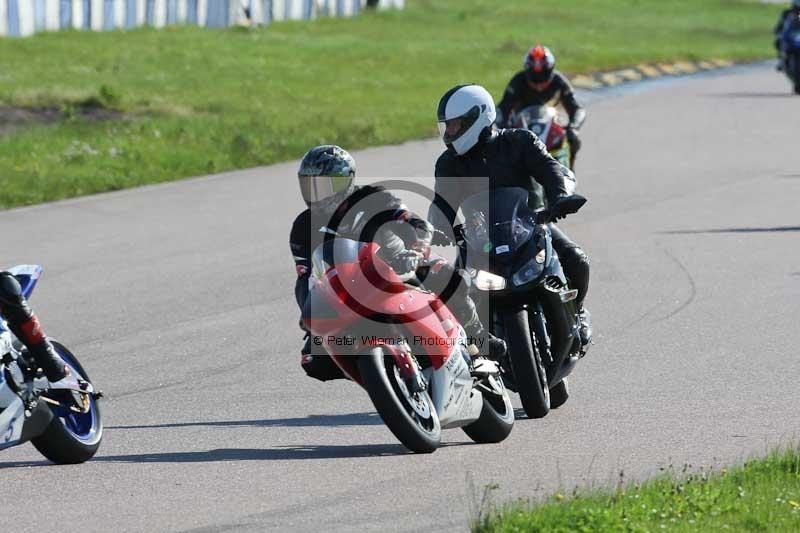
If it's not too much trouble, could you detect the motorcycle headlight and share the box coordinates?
[472,269,507,291]
[512,255,545,287]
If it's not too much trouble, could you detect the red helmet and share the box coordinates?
[524,45,556,86]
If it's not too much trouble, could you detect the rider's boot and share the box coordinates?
[19,315,68,382]
[464,318,507,361]
[24,328,68,382]
[300,334,345,382]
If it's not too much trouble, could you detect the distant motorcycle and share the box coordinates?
[0,265,103,463]
[456,189,587,419]
[303,239,514,453]
[779,14,800,94]
[509,104,572,169]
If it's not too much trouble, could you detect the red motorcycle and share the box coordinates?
[510,104,572,169]
[304,239,514,453]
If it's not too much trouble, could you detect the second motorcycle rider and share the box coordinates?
[429,84,593,346]
[289,145,507,382]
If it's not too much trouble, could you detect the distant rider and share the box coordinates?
[0,271,68,382]
[289,145,507,381]
[429,84,592,346]
[496,45,586,169]
[774,1,800,70]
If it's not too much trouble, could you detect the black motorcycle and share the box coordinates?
[455,188,587,418]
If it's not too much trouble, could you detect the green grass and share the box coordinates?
[473,447,800,532]
[0,0,781,208]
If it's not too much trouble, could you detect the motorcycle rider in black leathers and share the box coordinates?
[0,271,68,382]
[496,45,586,169]
[429,84,592,346]
[289,145,507,381]
[774,1,800,70]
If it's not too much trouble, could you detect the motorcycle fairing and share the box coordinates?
[0,365,53,450]
[424,341,483,429]
[305,240,468,384]
[0,370,26,449]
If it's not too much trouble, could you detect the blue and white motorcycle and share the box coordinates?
[0,265,103,464]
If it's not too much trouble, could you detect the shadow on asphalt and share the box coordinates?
[106,412,383,431]
[709,92,797,98]
[0,442,475,467]
[513,407,565,420]
[93,444,416,462]
[663,225,800,235]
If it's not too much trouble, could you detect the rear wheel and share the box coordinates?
[358,348,440,453]
[463,372,514,443]
[31,341,102,464]
[501,309,550,418]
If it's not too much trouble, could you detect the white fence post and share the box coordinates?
[0,0,399,37]
[0,1,7,37]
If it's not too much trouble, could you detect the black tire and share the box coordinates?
[31,341,102,464]
[502,308,550,418]
[550,378,570,409]
[462,377,514,443]
[358,348,440,453]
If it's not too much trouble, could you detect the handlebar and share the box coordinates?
[449,194,587,244]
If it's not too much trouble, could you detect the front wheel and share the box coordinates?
[358,348,441,453]
[502,308,550,419]
[463,373,514,443]
[31,341,102,464]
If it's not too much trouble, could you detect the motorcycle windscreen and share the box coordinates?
[461,187,536,256]
[311,239,369,280]
[517,104,556,137]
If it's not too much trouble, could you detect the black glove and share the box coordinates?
[431,228,453,246]
[548,194,587,222]
[390,250,423,275]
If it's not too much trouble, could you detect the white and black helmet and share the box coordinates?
[297,145,356,207]
[437,84,497,155]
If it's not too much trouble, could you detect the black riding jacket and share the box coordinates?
[290,185,425,308]
[496,70,586,130]
[428,128,576,231]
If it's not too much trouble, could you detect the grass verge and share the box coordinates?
[0,0,781,208]
[473,447,800,532]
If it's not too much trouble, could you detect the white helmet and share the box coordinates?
[437,84,496,155]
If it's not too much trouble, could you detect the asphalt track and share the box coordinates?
[1,64,799,532]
